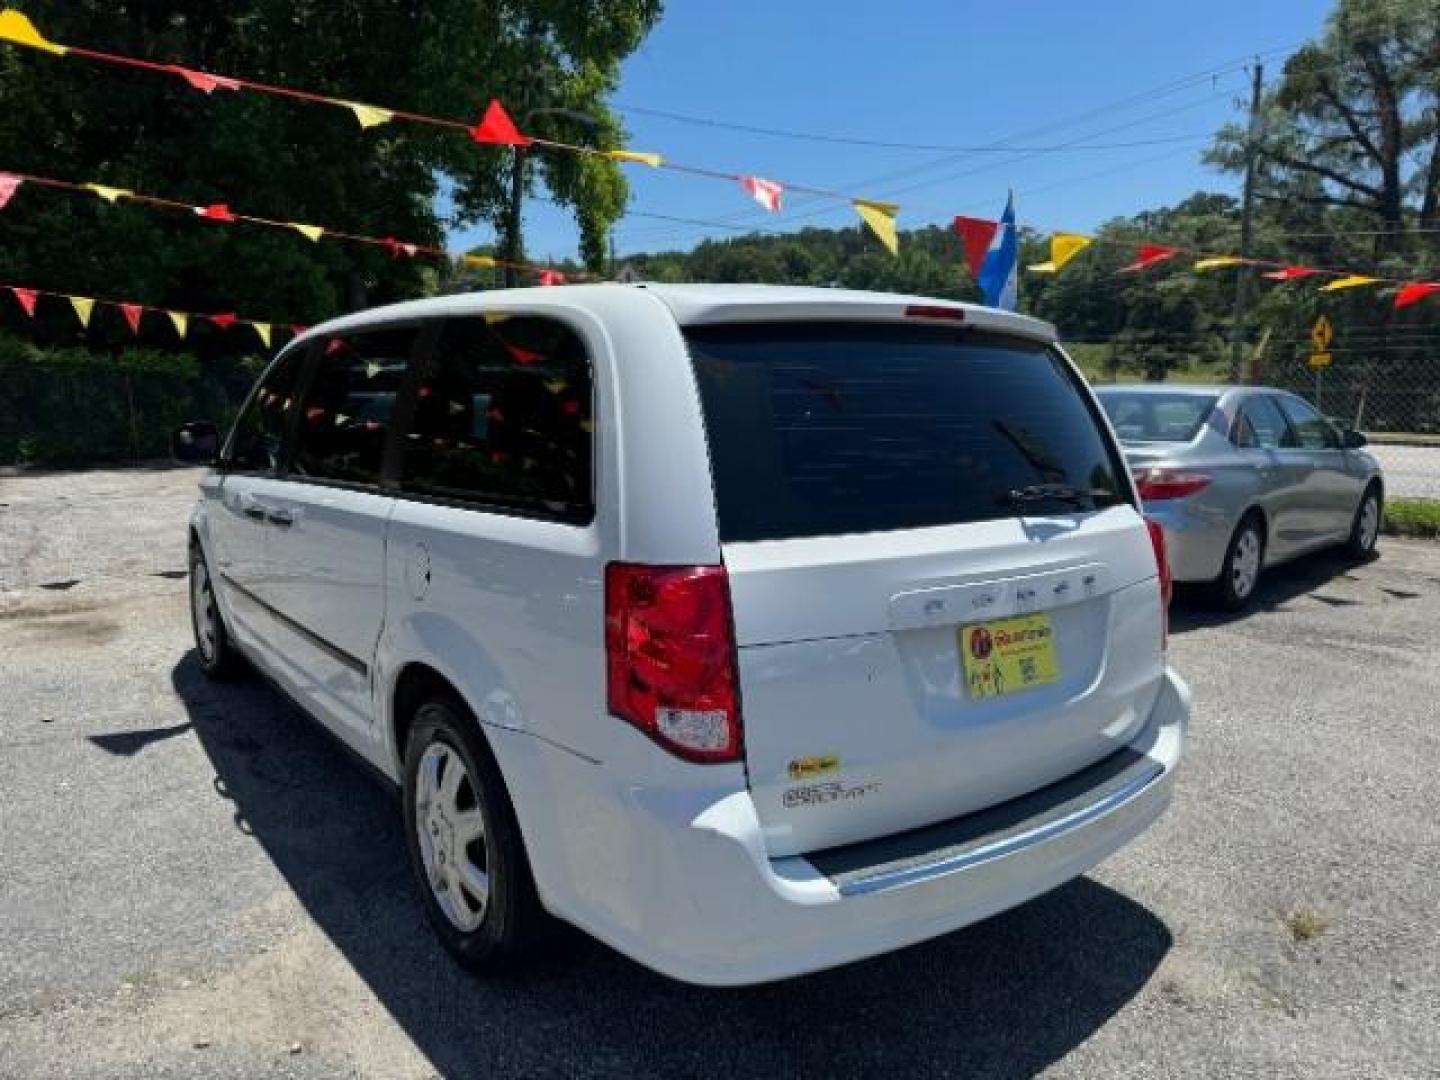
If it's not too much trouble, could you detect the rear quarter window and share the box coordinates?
[685,322,1129,543]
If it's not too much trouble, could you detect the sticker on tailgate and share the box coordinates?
[961,614,1060,700]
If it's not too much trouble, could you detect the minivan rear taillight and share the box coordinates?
[1146,518,1172,649]
[1135,468,1211,501]
[604,563,742,763]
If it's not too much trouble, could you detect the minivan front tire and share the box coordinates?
[189,543,246,680]
[402,695,543,973]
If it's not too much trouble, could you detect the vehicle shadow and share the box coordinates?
[1170,549,1371,633]
[172,653,1171,1080]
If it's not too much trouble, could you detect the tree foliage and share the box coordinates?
[0,0,661,349]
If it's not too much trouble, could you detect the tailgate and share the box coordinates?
[727,512,1165,857]
[683,318,1164,857]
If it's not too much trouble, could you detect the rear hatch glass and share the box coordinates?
[684,321,1163,858]
[1096,390,1218,444]
[685,322,1129,542]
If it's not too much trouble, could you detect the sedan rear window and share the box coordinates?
[1096,391,1218,443]
[685,322,1128,543]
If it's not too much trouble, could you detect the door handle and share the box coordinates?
[243,505,267,521]
[266,508,294,527]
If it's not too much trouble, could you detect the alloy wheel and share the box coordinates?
[1231,527,1261,600]
[414,741,490,932]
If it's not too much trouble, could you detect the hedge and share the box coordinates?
[0,333,261,465]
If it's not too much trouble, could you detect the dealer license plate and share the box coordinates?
[960,614,1060,700]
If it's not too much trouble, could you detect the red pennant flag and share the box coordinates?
[1121,245,1180,273]
[210,312,239,329]
[196,203,237,222]
[740,176,784,213]
[470,100,531,147]
[1395,282,1440,309]
[170,66,241,94]
[504,342,544,365]
[382,237,419,259]
[1262,265,1318,281]
[10,287,38,317]
[119,303,144,334]
[537,269,566,286]
[953,216,998,281]
[0,173,23,210]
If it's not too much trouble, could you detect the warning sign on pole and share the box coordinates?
[1309,315,1334,368]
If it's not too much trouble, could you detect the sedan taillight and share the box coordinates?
[1135,468,1212,501]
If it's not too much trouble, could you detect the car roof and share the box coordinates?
[287,283,1058,350]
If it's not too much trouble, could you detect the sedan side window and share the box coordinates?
[289,328,417,486]
[1276,396,1339,450]
[223,348,307,473]
[1236,397,1292,450]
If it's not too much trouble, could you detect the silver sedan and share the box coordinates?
[1094,385,1385,609]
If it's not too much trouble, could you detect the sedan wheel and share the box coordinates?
[1346,487,1382,560]
[1215,518,1264,611]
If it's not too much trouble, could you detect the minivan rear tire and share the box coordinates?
[402,694,544,974]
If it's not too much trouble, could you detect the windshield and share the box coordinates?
[685,322,1129,543]
[1096,390,1218,443]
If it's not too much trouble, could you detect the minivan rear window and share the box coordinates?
[685,322,1128,543]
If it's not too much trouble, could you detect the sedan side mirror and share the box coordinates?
[172,421,220,465]
[1341,428,1368,449]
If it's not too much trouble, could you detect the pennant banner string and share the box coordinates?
[0,167,597,282]
[1,279,300,340]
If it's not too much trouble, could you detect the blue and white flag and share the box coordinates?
[977,193,1018,311]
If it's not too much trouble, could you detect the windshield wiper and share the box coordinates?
[1002,483,1115,510]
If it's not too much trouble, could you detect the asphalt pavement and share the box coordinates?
[1,466,1438,1079]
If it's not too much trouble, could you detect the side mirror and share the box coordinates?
[172,421,220,465]
[1341,428,1368,449]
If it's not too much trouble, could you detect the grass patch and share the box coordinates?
[1384,499,1440,540]
[1285,909,1330,944]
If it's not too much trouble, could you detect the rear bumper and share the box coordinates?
[1144,498,1232,582]
[509,667,1189,986]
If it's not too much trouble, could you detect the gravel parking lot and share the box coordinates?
[2,466,1438,1079]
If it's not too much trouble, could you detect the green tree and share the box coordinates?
[0,0,661,351]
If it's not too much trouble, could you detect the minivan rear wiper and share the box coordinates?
[1002,483,1115,510]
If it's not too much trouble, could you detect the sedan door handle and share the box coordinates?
[266,508,294,527]
[242,505,268,521]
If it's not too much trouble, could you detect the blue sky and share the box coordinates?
[450,0,1335,263]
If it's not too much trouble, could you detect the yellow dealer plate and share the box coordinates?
[960,614,1060,701]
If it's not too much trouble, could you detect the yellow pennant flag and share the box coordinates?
[252,322,272,348]
[166,311,189,338]
[463,254,498,269]
[84,183,132,203]
[1320,274,1379,292]
[853,199,900,256]
[288,223,324,242]
[67,296,95,327]
[344,102,395,129]
[607,149,664,168]
[0,9,68,55]
[1193,255,1247,271]
[1029,233,1092,274]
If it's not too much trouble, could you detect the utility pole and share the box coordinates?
[1228,61,1264,384]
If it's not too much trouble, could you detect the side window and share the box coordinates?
[224,348,307,473]
[398,315,594,522]
[290,327,416,486]
[1276,396,1339,450]
[1237,396,1293,450]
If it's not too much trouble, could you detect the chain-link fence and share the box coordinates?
[1266,345,1440,437]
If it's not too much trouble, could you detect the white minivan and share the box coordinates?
[176,284,1189,986]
